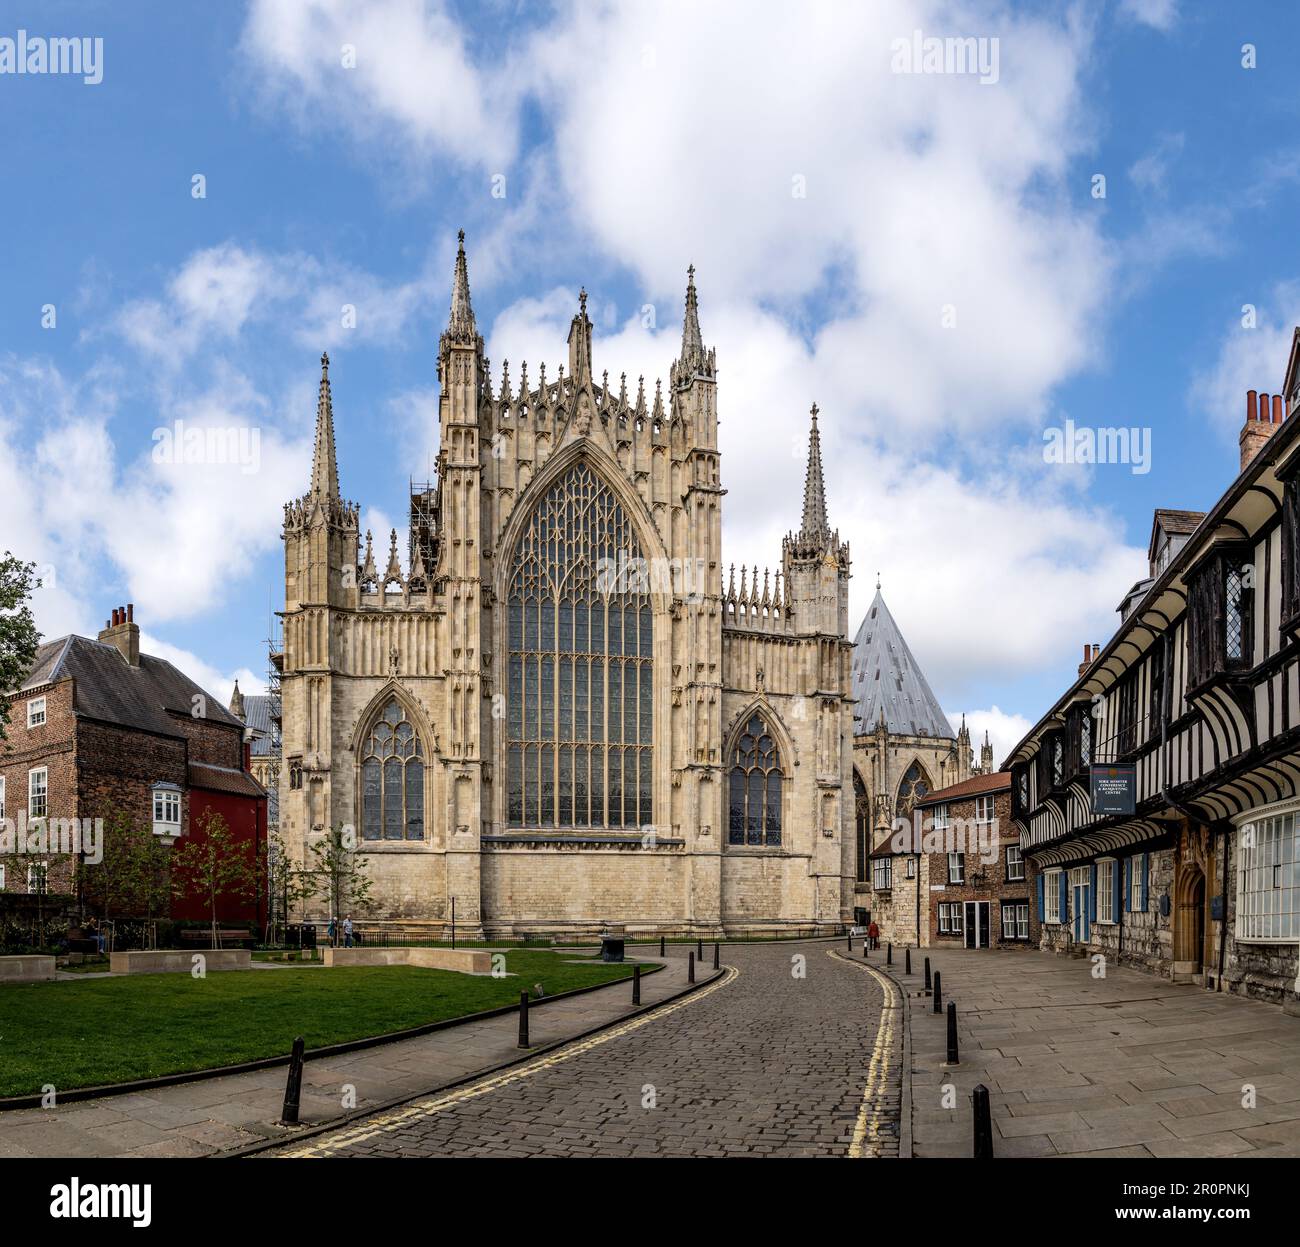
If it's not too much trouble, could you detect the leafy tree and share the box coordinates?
[265,828,315,945]
[0,553,41,742]
[76,805,171,940]
[307,823,374,942]
[170,807,258,949]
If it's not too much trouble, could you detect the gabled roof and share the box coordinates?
[15,634,242,739]
[851,589,954,739]
[915,771,1010,808]
[1147,508,1206,563]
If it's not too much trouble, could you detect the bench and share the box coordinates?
[177,928,255,948]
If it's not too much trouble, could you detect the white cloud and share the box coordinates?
[1194,284,1300,441]
[1118,0,1179,32]
[240,0,517,171]
[948,705,1034,773]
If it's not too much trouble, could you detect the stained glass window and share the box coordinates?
[506,463,653,829]
[360,699,424,840]
[727,713,783,846]
[854,770,870,883]
[895,761,931,817]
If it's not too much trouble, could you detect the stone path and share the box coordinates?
[895,947,1300,1158]
[0,954,696,1158]
[267,940,901,1158]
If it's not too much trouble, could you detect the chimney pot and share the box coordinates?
[1274,394,1284,424]
[126,603,134,622]
[1248,390,1258,422]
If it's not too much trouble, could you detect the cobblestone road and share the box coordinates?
[270,941,901,1158]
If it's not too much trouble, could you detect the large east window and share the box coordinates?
[727,713,784,847]
[360,699,425,840]
[1237,809,1300,942]
[506,463,652,830]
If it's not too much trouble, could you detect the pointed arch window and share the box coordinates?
[895,761,932,818]
[854,771,871,883]
[506,462,653,830]
[728,713,783,846]
[360,699,425,841]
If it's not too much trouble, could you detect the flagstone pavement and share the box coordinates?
[897,946,1300,1158]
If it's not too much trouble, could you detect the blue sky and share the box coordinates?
[3,0,1299,763]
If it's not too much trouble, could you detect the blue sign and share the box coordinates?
[1090,764,1136,815]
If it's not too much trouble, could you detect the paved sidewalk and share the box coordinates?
[0,954,694,1158]
[894,947,1300,1158]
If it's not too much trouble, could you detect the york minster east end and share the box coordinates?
[277,234,860,939]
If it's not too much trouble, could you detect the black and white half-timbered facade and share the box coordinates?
[1006,338,1300,1014]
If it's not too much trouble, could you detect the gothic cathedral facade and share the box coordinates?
[277,235,856,937]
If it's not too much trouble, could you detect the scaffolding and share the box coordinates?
[409,478,438,585]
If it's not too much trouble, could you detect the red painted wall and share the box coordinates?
[169,787,267,928]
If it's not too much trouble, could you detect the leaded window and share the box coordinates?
[506,463,653,830]
[360,699,425,840]
[854,770,870,883]
[728,713,783,846]
[1225,564,1246,661]
[895,762,931,817]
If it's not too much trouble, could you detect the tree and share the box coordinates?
[307,823,375,942]
[170,807,258,949]
[0,553,41,742]
[265,828,315,945]
[76,805,171,944]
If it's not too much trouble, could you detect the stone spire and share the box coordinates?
[673,264,714,385]
[568,286,593,386]
[228,679,245,720]
[310,352,340,500]
[446,229,476,344]
[799,403,828,542]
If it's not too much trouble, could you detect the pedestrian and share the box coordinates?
[343,913,353,948]
[867,919,880,951]
[327,916,337,946]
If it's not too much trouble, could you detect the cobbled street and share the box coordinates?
[271,941,901,1158]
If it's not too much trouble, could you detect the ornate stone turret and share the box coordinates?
[783,405,851,637]
[310,352,340,500]
[228,679,245,720]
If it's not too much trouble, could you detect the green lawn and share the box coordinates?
[0,950,646,1098]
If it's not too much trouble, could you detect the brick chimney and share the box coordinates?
[1240,389,1283,471]
[1077,642,1099,678]
[98,603,140,666]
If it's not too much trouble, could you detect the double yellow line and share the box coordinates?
[829,949,900,1158]
[277,966,739,1158]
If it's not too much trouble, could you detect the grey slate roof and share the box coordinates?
[17,634,243,737]
[239,694,276,758]
[851,590,954,739]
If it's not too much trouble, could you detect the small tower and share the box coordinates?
[980,730,995,775]
[783,405,851,637]
[283,352,359,613]
[671,265,718,454]
[228,679,246,721]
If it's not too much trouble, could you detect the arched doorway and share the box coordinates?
[1173,864,1206,982]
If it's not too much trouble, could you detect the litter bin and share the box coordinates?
[599,922,626,963]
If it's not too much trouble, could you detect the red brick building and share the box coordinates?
[0,605,266,931]
[913,772,1039,949]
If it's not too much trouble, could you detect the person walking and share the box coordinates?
[343,913,354,948]
[867,919,880,951]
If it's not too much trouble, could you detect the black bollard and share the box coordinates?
[697,937,704,961]
[905,947,912,975]
[862,938,869,958]
[633,964,641,1005]
[973,1083,994,1158]
[659,934,665,957]
[847,932,852,952]
[933,970,943,1014]
[688,951,696,984]
[924,956,932,994]
[517,990,530,1048]
[887,942,892,966]
[946,1001,959,1065]
[713,941,720,970]
[280,1035,305,1125]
